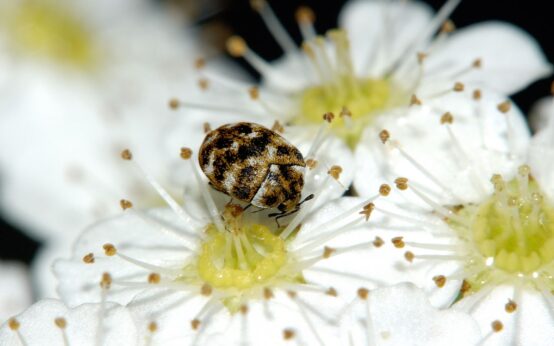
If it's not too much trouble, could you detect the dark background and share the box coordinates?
[1,0,553,265]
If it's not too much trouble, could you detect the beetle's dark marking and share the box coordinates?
[234,186,251,200]
[237,144,259,160]
[234,123,253,135]
[251,133,271,149]
[239,166,255,181]
[277,145,290,156]
[215,136,234,149]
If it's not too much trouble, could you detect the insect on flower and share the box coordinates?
[199,122,314,221]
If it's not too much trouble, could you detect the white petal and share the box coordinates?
[426,22,552,95]
[529,97,554,133]
[528,114,554,201]
[0,261,32,322]
[0,300,138,345]
[32,239,75,299]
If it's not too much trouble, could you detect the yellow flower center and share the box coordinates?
[295,29,403,149]
[5,1,97,68]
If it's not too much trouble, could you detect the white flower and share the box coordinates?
[168,0,551,151]
[0,0,208,297]
[353,92,554,344]
[529,85,554,133]
[50,138,398,345]
[0,261,32,323]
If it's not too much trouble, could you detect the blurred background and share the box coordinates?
[1,0,553,272]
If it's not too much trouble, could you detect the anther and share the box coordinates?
[194,57,206,70]
[441,20,455,33]
[404,251,415,262]
[148,322,158,333]
[394,177,409,190]
[357,288,369,300]
[472,58,482,69]
[491,320,503,333]
[201,283,213,296]
[100,272,112,289]
[432,275,447,288]
[203,122,212,134]
[120,199,133,210]
[8,318,20,331]
[328,165,343,180]
[323,246,336,259]
[169,98,180,110]
[359,203,375,221]
[249,0,265,12]
[497,101,512,114]
[306,159,318,169]
[373,236,384,248]
[473,89,482,100]
[453,82,465,92]
[148,273,161,284]
[551,80,554,95]
[120,149,133,160]
[180,147,192,160]
[83,253,95,264]
[410,94,422,106]
[340,106,352,119]
[379,184,391,196]
[271,120,284,133]
[392,237,405,248]
[248,86,259,100]
[54,317,67,329]
[505,300,517,313]
[264,287,274,300]
[460,280,471,295]
[323,112,335,123]
[379,130,390,144]
[191,319,201,330]
[287,290,297,299]
[326,287,338,297]
[226,36,247,57]
[198,79,209,90]
[440,112,454,124]
[417,52,428,64]
[103,243,117,256]
[283,329,296,340]
[295,6,315,24]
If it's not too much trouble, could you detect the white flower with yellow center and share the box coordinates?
[0,261,32,324]
[353,93,554,344]
[169,0,551,151]
[0,0,208,297]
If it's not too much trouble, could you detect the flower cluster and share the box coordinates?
[1,0,553,345]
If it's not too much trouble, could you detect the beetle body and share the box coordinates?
[199,122,305,212]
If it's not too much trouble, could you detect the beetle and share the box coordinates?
[198,122,313,219]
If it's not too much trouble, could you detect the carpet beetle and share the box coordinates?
[199,122,310,214]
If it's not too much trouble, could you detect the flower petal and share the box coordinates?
[0,261,32,322]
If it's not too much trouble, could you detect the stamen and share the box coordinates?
[54,317,69,346]
[296,6,316,40]
[168,97,267,119]
[8,318,27,346]
[250,0,296,54]
[102,243,181,276]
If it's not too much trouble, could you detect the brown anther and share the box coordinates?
[180,147,192,160]
[103,243,117,256]
[283,329,296,340]
[100,272,112,290]
[198,78,209,90]
[550,80,554,95]
[287,290,297,299]
[328,165,343,180]
[440,112,454,125]
[417,52,427,64]
[302,42,315,58]
[373,236,384,248]
[203,122,212,134]
[379,129,390,144]
[295,6,315,24]
[491,320,503,333]
[460,280,472,295]
[248,86,259,100]
[340,106,352,118]
[359,203,375,221]
[82,253,95,264]
[394,177,408,190]
[148,321,158,333]
[191,319,201,330]
[271,120,284,133]
[323,246,336,259]
[201,283,213,296]
[497,101,512,113]
[391,237,405,248]
[263,287,274,300]
[410,94,422,106]
[148,273,161,284]
[379,184,391,196]
[249,0,265,11]
[323,112,335,123]
[306,159,318,170]
[453,82,465,92]
[54,317,67,329]
[120,199,133,210]
[441,20,455,33]
[505,299,517,313]
[120,149,133,160]
[357,288,369,300]
[326,287,338,297]
[194,57,206,69]
[472,58,482,69]
[169,98,180,110]
[8,318,20,331]
[404,251,415,262]
[472,89,482,100]
[432,275,447,288]
[226,36,247,57]
[240,305,249,315]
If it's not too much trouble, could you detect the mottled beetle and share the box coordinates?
[199,122,313,219]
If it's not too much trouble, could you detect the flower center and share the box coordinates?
[452,165,554,282]
[5,1,96,67]
[296,30,400,148]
